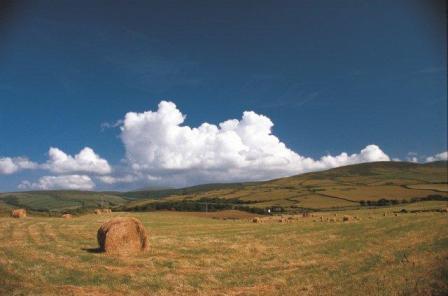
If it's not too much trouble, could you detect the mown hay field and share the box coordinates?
[0,204,447,295]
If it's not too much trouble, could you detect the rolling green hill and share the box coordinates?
[0,191,128,213]
[120,182,251,199]
[124,161,448,212]
[1,161,446,213]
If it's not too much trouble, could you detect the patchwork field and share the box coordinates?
[1,203,447,295]
[125,161,448,212]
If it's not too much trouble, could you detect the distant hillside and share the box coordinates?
[120,182,252,199]
[124,161,448,212]
[0,191,128,212]
[1,161,446,213]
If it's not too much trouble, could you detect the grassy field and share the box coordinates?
[1,203,447,295]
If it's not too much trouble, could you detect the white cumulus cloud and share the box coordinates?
[118,100,390,185]
[426,151,448,162]
[0,157,38,174]
[44,147,112,174]
[97,174,139,184]
[18,175,95,190]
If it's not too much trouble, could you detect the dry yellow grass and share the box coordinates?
[179,210,259,220]
[0,204,447,295]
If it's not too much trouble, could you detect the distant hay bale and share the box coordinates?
[97,217,149,255]
[252,217,262,223]
[11,209,27,218]
[342,215,352,222]
[95,209,112,215]
[62,214,73,219]
[441,208,448,213]
[329,217,336,222]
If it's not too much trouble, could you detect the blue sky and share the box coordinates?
[0,0,446,191]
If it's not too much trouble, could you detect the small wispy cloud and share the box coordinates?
[101,119,123,131]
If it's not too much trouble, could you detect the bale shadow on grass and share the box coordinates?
[81,247,103,253]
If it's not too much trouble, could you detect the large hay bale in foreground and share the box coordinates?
[97,217,149,255]
[11,209,27,218]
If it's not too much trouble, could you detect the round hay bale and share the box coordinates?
[97,217,149,255]
[94,209,102,215]
[11,209,27,218]
[62,214,73,219]
[342,215,352,222]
